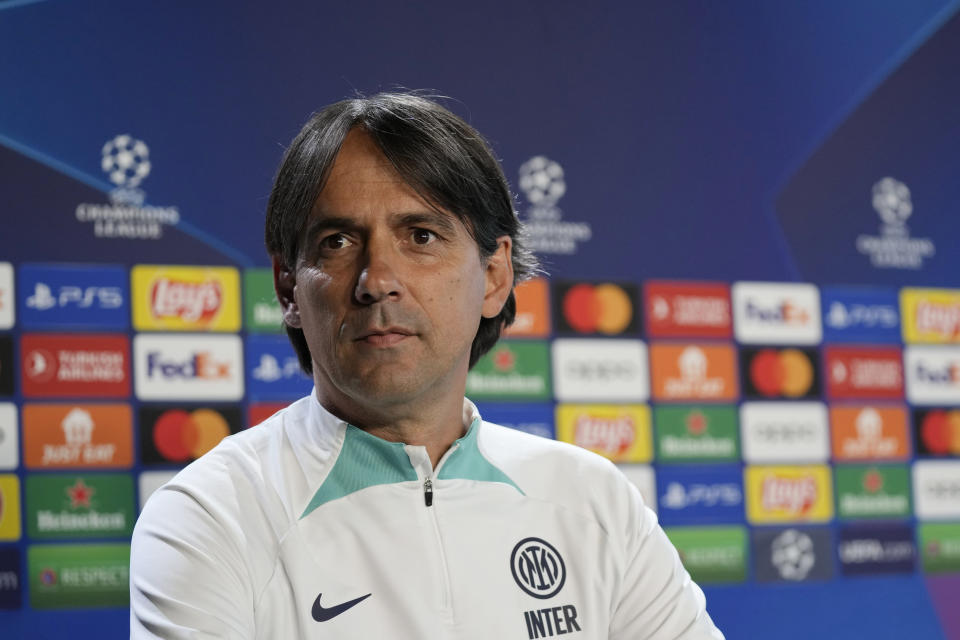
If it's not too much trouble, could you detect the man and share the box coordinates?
[131,92,724,639]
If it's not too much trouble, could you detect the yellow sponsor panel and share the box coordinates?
[556,404,652,463]
[901,288,960,344]
[0,475,21,540]
[744,465,833,524]
[132,265,241,331]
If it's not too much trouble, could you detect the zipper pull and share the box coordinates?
[423,478,433,507]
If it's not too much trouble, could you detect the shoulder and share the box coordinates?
[476,421,644,529]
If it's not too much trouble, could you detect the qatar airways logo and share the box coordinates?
[134,335,242,401]
[573,415,635,455]
[150,278,222,322]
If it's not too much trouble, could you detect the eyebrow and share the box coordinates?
[304,210,460,243]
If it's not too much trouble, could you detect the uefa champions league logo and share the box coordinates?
[102,134,152,206]
[855,176,934,270]
[516,155,591,255]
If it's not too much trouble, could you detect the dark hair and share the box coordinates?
[265,91,539,371]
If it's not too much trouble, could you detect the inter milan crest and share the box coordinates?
[510,537,566,599]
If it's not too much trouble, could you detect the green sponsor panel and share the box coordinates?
[834,464,911,520]
[26,473,134,540]
[244,268,284,332]
[466,340,551,401]
[28,543,129,608]
[919,523,960,574]
[653,405,739,462]
[665,525,747,584]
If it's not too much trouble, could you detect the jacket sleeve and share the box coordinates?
[130,475,256,639]
[608,478,725,640]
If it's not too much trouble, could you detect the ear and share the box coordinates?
[481,236,514,319]
[272,255,302,329]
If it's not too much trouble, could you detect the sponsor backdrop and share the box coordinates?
[2,1,960,638]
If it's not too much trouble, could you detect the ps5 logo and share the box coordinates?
[26,282,123,311]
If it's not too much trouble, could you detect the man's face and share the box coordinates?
[278,129,512,418]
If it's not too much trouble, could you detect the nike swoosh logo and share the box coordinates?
[311,592,372,622]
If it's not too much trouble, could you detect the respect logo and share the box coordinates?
[555,404,651,462]
[745,465,833,524]
[132,265,240,331]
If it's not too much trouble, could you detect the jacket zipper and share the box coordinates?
[423,478,434,507]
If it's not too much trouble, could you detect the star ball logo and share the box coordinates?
[552,281,638,336]
[741,347,819,399]
[856,177,935,270]
[516,156,591,255]
[139,406,242,464]
[510,537,566,599]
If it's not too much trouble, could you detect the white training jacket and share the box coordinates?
[130,394,724,640]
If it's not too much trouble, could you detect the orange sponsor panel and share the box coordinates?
[829,405,910,461]
[22,404,133,469]
[505,278,551,337]
[649,343,739,401]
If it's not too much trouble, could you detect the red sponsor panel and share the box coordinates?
[21,334,130,398]
[825,346,903,400]
[644,281,732,339]
[247,402,290,427]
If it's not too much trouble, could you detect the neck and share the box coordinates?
[316,390,468,469]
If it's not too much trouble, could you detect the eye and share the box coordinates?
[320,233,353,251]
[411,228,437,245]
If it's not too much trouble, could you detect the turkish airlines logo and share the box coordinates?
[825,346,903,400]
[645,281,731,339]
[650,343,737,401]
[20,334,130,398]
[732,282,821,345]
[134,334,243,401]
[150,278,222,322]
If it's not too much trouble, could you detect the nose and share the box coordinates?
[354,241,403,305]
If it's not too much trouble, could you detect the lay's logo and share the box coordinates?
[556,404,652,463]
[132,265,240,331]
[901,289,960,343]
[745,465,832,524]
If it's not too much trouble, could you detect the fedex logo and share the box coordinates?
[146,352,231,380]
[18,265,128,330]
[732,283,821,345]
[134,335,242,401]
[905,347,960,405]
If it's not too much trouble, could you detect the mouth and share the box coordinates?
[354,327,416,347]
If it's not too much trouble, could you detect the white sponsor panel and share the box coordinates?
[0,263,13,329]
[0,403,18,469]
[732,282,821,345]
[551,339,648,402]
[904,346,960,405]
[138,470,178,511]
[740,402,829,463]
[134,334,243,400]
[913,461,960,519]
[617,464,656,513]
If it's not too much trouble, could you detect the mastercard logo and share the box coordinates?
[918,409,960,456]
[150,409,234,462]
[747,348,816,397]
[557,282,636,335]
